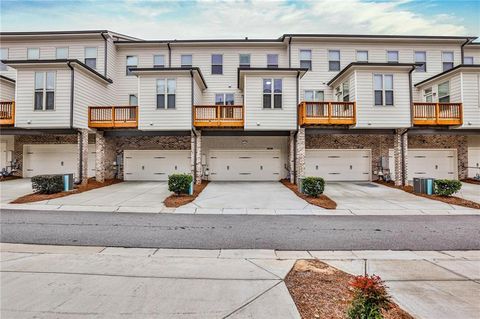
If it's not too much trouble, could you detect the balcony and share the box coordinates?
[298,101,356,126]
[193,105,244,128]
[412,103,463,126]
[88,106,138,128]
[0,101,15,126]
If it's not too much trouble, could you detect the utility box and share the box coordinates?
[413,177,435,194]
[63,174,74,191]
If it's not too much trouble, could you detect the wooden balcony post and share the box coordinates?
[328,102,332,124]
[435,103,440,125]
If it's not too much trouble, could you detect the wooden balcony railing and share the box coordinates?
[298,101,356,126]
[0,101,15,126]
[412,102,463,126]
[193,105,244,128]
[88,106,138,128]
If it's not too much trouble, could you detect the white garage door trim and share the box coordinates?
[388,148,458,180]
[305,149,372,182]
[207,149,282,181]
[123,150,191,181]
[468,147,480,178]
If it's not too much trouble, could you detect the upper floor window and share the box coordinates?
[442,52,454,71]
[56,47,69,59]
[300,50,312,70]
[304,90,324,102]
[211,54,223,75]
[438,81,450,103]
[154,55,165,68]
[387,50,399,63]
[464,56,474,64]
[239,54,250,67]
[374,74,394,106]
[0,48,8,71]
[342,82,350,102]
[263,78,282,108]
[34,71,55,111]
[424,88,433,102]
[27,48,40,60]
[415,51,426,72]
[328,50,340,71]
[267,54,278,68]
[129,94,138,106]
[356,50,368,62]
[181,54,192,68]
[215,93,234,105]
[126,55,138,76]
[156,78,176,109]
[84,47,97,69]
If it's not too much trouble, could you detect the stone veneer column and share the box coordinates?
[288,131,295,183]
[393,129,408,186]
[191,130,202,184]
[77,129,89,185]
[295,127,306,184]
[95,131,105,183]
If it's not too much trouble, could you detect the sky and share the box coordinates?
[1,0,479,40]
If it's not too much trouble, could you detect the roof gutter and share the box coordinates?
[167,42,172,67]
[100,32,108,76]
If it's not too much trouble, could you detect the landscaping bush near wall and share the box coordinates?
[31,175,64,194]
[302,177,325,197]
[168,174,193,195]
[434,179,462,196]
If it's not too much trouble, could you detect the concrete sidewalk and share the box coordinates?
[1,243,479,319]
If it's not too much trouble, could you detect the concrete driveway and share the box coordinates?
[457,183,479,203]
[0,178,33,204]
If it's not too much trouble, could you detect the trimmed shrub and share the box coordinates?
[347,275,392,319]
[31,174,64,194]
[168,174,193,195]
[302,177,325,197]
[434,179,462,196]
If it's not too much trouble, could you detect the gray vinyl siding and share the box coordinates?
[15,67,71,128]
[460,72,480,128]
[137,74,191,130]
[244,74,297,131]
[0,80,15,101]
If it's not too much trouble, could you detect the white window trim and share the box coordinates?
[84,47,98,69]
[126,55,138,76]
[266,54,279,68]
[55,47,69,59]
[299,49,312,70]
[356,50,369,62]
[156,78,176,109]
[27,48,40,60]
[424,87,433,102]
[181,54,193,67]
[263,78,282,109]
[328,49,341,71]
[414,51,427,72]
[129,94,138,106]
[304,90,324,102]
[442,51,454,70]
[438,80,450,103]
[34,71,56,111]
[386,50,399,63]
[211,54,223,75]
[464,56,474,64]
[373,74,394,106]
[215,93,235,105]
[239,53,251,67]
[153,54,165,68]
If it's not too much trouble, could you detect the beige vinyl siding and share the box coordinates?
[73,68,114,129]
[106,38,117,80]
[460,72,480,128]
[464,47,480,63]
[244,74,297,131]
[137,74,192,130]
[15,67,71,128]
[354,70,411,128]
[450,74,462,102]
[0,80,15,101]
[193,78,203,105]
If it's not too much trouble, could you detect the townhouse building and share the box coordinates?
[0,30,479,186]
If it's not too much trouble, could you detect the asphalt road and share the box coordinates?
[1,209,479,250]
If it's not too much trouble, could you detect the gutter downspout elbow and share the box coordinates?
[288,36,292,68]
[167,42,172,67]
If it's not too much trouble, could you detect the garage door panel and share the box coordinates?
[306,149,371,181]
[123,150,191,181]
[468,148,480,178]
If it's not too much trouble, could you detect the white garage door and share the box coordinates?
[389,149,457,181]
[468,147,480,178]
[208,149,282,181]
[305,149,371,181]
[23,144,96,178]
[123,150,191,181]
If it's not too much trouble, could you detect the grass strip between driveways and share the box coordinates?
[285,259,414,319]
[163,180,209,208]
[10,178,123,204]
[281,179,337,210]
[376,180,480,210]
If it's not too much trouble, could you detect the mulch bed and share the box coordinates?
[0,175,22,182]
[10,178,123,204]
[376,180,480,209]
[462,178,480,185]
[285,259,414,319]
[163,180,209,208]
[281,179,337,209]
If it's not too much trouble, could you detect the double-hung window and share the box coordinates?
[154,55,165,68]
[387,50,399,63]
[156,79,176,109]
[415,51,426,72]
[211,54,223,74]
[56,47,69,59]
[239,54,250,67]
[126,56,138,76]
[374,74,394,106]
[84,47,97,69]
[438,81,450,103]
[342,82,350,102]
[0,48,8,71]
[328,50,340,71]
[300,50,312,70]
[464,56,474,64]
[34,71,55,110]
[129,94,138,106]
[27,48,40,60]
[424,88,433,102]
[356,50,368,62]
[215,93,234,105]
[267,54,278,68]
[442,52,454,71]
[304,90,324,102]
[263,78,282,108]
[181,54,192,68]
